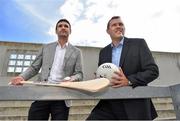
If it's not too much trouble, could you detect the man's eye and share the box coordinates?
[58,25,69,28]
[119,23,124,26]
[64,25,69,28]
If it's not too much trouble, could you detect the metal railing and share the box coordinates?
[1,84,180,119]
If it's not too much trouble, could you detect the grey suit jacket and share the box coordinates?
[20,42,83,82]
[20,42,83,107]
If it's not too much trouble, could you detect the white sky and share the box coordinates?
[16,0,180,52]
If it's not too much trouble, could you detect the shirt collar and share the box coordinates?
[111,37,124,48]
[57,41,69,49]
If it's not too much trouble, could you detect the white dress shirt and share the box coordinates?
[48,42,68,83]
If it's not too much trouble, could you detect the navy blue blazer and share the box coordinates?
[98,37,159,119]
[99,37,159,87]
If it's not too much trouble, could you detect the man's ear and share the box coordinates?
[106,29,109,35]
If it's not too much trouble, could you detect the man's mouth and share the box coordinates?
[60,31,67,34]
[115,30,122,34]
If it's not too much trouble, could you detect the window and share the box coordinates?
[7,53,37,73]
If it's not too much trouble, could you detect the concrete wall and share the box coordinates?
[0,42,41,85]
[0,41,180,86]
[80,46,99,80]
[150,52,180,86]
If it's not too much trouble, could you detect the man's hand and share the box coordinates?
[110,68,129,88]
[9,76,25,85]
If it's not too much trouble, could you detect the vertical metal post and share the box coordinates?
[170,84,180,119]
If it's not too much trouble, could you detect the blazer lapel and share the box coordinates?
[63,44,74,68]
[49,42,57,68]
[107,45,112,62]
[120,37,129,67]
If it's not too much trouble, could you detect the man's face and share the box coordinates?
[107,18,125,40]
[56,21,71,37]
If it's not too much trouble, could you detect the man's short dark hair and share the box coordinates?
[107,16,121,30]
[55,19,71,32]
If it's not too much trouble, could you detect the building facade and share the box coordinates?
[0,41,179,120]
[0,41,180,86]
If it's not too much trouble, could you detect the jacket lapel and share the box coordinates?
[107,45,112,62]
[62,43,74,68]
[49,42,58,68]
[120,37,129,67]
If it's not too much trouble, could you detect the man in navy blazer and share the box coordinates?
[87,16,159,120]
[10,19,83,120]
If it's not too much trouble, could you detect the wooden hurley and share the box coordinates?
[21,78,110,92]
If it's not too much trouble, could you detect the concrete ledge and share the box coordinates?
[0,84,180,119]
[0,86,171,100]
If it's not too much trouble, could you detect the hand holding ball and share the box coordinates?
[96,63,120,80]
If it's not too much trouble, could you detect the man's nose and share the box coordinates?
[117,24,122,28]
[61,26,66,29]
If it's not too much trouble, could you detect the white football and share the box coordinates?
[96,63,120,80]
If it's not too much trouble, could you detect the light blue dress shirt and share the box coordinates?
[111,37,124,67]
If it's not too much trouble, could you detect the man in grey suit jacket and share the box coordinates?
[10,19,83,120]
[87,16,159,120]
